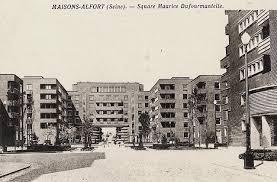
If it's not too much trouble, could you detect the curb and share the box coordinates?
[0,165,31,179]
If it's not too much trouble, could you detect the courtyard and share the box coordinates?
[28,145,277,182]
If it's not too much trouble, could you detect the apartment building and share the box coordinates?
[70,82,145,144]
[0,99,15,148]
[22,76,68,145]
[0,74,23,146]
[221,10,277,148]
[149,77,191,143]
[190,75,227,146]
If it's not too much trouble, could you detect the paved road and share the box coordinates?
[32,145,277,182]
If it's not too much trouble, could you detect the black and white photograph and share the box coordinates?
[1,0,277,181]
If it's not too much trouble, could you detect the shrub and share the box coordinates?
[239,149,277,161]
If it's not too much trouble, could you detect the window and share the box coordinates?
[75,111,79,116]
[121,86,126,93]
[89,95,94,101]
[224,127,227,137]
[241,95,246,106]
[167,133,171,137]
[184,132,189,138]
[223,110,229,120]
[26,84,32,90]
[183,94,188,99]
[197,82,206,89]
[68,111,72,116]
[215,105,221,112]
[183,84,188,91]
[183,112,188,118]
[40,84,56,90]
[223,96,229,104]
[214,82,220,89]
[139,126,142,131]
[198,117,205,125]
[40,103,57,109]
[238,10,259,33]
[40,113,58,119]
[145,103,149,107]
[183,103,188,108]
[138,103,142,108]
[145,96,148,100]
[40,94,56,100]
[215,94,220,101]
[216,118,221,125]
[40,123,47,129]
[138,95,143,101]
[184,122,189,128]
[138,111,142,115]
[124,95,128,100]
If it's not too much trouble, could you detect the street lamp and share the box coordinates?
[241,32,255,169]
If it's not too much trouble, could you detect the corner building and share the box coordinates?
[190,75,227,146]
[221,10,277,148]
[70,82,146,143]
[22,76,68,145]
[0,74,23,146]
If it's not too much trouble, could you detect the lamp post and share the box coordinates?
[241,32,255,169]
[214,100,218,149]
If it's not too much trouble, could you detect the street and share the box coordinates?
[32,145,277,182]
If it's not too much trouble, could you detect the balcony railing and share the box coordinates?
[258,36,270,55]
[257,10,269,26]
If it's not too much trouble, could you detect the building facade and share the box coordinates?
[190,75,227,146]
[0,74,23,146]
[149,77,191,143]
[221,10,277,148]
[22,76,68,145]
[69,82,146,144]
[0,99,15,148]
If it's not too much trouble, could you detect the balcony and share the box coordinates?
[257,10,269,26]
[258,36,270,55]
[220,55,230,69]
[224,24,229,35]
[26,118,33,124]
[8,112,20,118]
[7,88,21,95]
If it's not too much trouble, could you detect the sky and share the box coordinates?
[1,0,275,91]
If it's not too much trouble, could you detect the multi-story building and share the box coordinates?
[149,77,191,143]
[69,82,145,144]
[221,10,277,148]
[190,75,227,146]
[0,74,23,146]
[22,76,68,145]
[0,99,15,149]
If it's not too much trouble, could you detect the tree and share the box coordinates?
[43,126,56,145]
[188,88,198,147]
[161,134,167,145]
[59,125,77,145]
[82,116,95,148]
[138,112,151,148]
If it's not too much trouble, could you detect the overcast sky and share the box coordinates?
[1,1,276,91]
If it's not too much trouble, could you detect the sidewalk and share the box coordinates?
[0,162,31,178]
[212,147,277,181]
